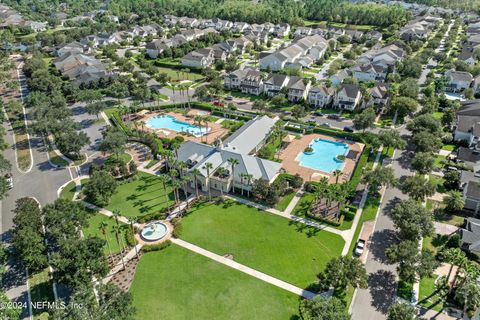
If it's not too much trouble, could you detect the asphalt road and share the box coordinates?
[1,59,108,318]
[351,130,414,320]
[351,20,455,319]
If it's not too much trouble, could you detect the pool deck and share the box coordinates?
[138,110,229,144]
[279,133,364,183]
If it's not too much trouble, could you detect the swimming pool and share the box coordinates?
[145,115,208,137]
[296,139,349,173]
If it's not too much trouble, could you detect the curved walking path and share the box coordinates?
[171,238,317,299]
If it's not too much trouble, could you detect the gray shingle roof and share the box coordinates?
[223,115,278,154]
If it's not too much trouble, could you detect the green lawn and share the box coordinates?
[441,144,456,151]
[428,174,446,194]
[419,275,445,312]
[130,245,300,320]
[181,201,344,288]
[82,213,128,255]
[144,159,159,169]
[106,171,175,218]
[432,112,443,120]
[434,155,446,170]
[157,67,204,82]
[60,181,77,200]
[275,191,296,211]
[29,268,54,320]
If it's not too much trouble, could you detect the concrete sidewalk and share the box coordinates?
[171,238,317,299]
[103,244,143,284]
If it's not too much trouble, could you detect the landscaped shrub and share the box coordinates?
[171,218,182,238]
[141,240,171,252]
[137,211,168,224]
[124,226,137,246]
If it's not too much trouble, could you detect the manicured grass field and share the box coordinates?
[60,181,77,200]
[29,268,54,320]
[428,174,446,193]
[275,190,296,211]
[180,201,344,288]
[419,275,444,312]
[106,172,175,218]
[130,245,300,320]
[157,67,204,81]
[82,213,128,255]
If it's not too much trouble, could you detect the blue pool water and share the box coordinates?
[145,115,208,137]
[296,139,349,173]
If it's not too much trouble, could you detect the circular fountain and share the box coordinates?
[140,221,169,242]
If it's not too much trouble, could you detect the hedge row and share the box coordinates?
[141,240,172,252]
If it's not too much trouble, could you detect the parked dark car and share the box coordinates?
[327,114,340,120]
[343,126,354,132]
[313,111,324,116]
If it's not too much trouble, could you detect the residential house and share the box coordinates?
[146,40,170,58]
[178,17,199,28]
[54,50,112,86]
[351,63,388,82]
[181,48,215,68]
[240,69,264,95]
[233,22,250,33]
[334,84,362,111]
[400,15,441,41]
[453,100,480,143]
[308,86,335,108]
[294,27,312,37]
[55,41,85,57]
[366,82,390,109]
[287,76,311,102]
[445,69,473,93]
[460,218,480,257]
[260,34,328,71]
[224,69,247,90]
[458,46,476,65]
[330,69,352,86]
[274,23,291,37]
[264,73,290,97]
[175,116,282,194]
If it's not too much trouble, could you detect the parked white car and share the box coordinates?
[354,239,365,257]
[5,174,13,189]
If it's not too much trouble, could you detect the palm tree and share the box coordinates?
[216,166,227,197]
[245,174,253,197]
[194,115,203,140]
[239,172,246,196]
[129,217,139,259]
[191,168,201,198]
[203,117,210,143]
[443,248,467,293]
[202,162,213,201]
[180,175,190,206]
[112,224,126,270]
[227,158,239,194]
[171,179,182,205]
[111,210,126,254]
[99,221,113,263]
[176,160,187,177]
[333,169,342,184]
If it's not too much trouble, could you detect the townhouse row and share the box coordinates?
[224,68,389,111]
